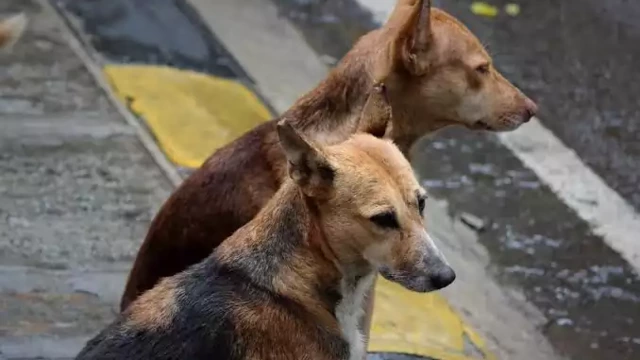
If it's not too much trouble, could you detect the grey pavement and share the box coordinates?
[0,0,172,358]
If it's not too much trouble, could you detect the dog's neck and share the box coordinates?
[214,182,375,327]
[281,62,372,146]
[280,50,449,155]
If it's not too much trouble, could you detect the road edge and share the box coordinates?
[41,0,184,188]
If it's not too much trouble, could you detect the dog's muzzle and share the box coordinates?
[380,262,456,293]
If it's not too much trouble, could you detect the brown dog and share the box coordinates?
[121,0,535,334]
[0,13,27,50]
[78,122,453,360]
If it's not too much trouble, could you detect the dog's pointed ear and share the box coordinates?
[384,0,433,75]
[359,83,393,139]
[277,120,335,197]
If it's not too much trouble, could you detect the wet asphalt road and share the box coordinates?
[54,0,250,79]
[270,0,640,359]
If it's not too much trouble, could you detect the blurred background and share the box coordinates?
[1,0,639,359]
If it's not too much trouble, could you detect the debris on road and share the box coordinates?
[470,2,499,17]
[505,3,521,17]
[459,211,487,232]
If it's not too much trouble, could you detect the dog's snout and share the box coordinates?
[430,265,456,290]
[523,97,538,121]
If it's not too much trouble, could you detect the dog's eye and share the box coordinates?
[475,64,490,75]
[417,195,426,214]
[369,211,399,230]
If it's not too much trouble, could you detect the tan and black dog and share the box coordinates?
[77,121,454,360]
[0,13,27,50]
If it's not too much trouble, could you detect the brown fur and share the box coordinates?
[230,297,341,360]
[125,276,182,330]
[120,0,536,344]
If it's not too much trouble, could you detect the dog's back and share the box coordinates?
[77,262,238,359]
[0,13,27,50]
[78,260,343,360]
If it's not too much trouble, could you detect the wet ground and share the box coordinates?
[270,0,640,359]
[54,0,250,80]
[414,129,640,360]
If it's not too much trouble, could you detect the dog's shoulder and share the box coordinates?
[183,118,286,213]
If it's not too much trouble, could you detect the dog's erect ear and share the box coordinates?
[277,120,335,197]
[384,0,433,75]
[359,83,393,139]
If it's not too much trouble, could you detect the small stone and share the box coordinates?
[556,318,574,327]
[505,3,521,16]
[319,54,338,66]
[459,212,486,232]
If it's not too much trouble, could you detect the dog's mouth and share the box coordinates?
[471,120,494,131]
[471,114,526,132]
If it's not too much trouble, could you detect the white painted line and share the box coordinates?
[499,120,640,274]
[356,0,640,274]
[187,0,328,114]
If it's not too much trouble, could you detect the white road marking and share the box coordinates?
[499,119,640,274]
[356,0,640,275]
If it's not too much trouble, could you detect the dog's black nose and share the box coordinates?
[431,266,456,290]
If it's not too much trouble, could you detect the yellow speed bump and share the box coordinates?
[370,277,495,360]
[104,65,271,168]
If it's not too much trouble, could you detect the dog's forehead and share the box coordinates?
[431,9,488,59]
[331,135,419,191]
